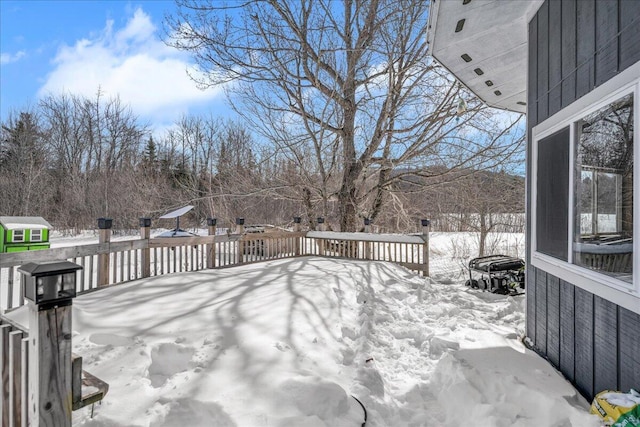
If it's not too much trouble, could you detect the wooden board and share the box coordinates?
[29,304,73,426]
[1,241,147,269]
[0,324,10,426]
[9,330,24,427]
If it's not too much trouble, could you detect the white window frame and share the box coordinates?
[12,229,25,243]
[531,61,640,314]
[31,229,42,242]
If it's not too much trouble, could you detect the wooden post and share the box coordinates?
[421,219,430,277]
[364,218,371,260]
[71,355,82,408]
[29,303,73,426]
[140,218,151,278]
[293,217,301,256]
[18,261,82,427]
[235,218,245,235]
[236,218,245,264]
[207,218,217,269]
[317,217,325,256]
[97,218,112,287]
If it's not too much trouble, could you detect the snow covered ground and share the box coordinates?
[7,232,599,426]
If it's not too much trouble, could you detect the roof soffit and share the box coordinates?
[427,0,544,113]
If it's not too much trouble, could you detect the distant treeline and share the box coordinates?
[1,92,524,235]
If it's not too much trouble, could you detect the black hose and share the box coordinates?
[351,395,368,427]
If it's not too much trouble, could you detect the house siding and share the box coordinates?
[527,0,640,400]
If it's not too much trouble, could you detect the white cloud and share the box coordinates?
[1,50,26,65]
[37,8,223,123]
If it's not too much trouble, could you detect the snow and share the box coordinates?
[2,223,49,230]
[599,390,640,408]
[6,232,600,426]
[574,241,633,254]
[307,231,425,244]
[154,229,200,238]
[0,215,52,229]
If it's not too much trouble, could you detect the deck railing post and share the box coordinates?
[364,218,371,260]
[236,218,245,264]
[20,261,82,427]
[293,217,301,256]
[97,218,112,287]
[140,218,151,278]
[317,217,325,256]
[421,219,431,277]
[207,218,217,269]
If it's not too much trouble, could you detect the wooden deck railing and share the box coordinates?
[1,229,429,313]
[0,225,429,425]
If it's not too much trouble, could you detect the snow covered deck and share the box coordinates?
[5,257,598,426]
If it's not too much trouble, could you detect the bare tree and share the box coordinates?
[36,92,147,230]
[166,0,524,231]
[455,171,524,256]
[0,110,51,216]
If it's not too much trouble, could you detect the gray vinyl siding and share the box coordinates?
[535,270,548,355]
[620,1,640,70]
[560,0,576,109]
[559,280,575,382]
[546,275,560,367]
[574,287,594,399]
[619,308,640,392]
[593,296,618,393]
[526,0,640,401]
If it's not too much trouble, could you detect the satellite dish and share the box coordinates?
[158,205,196,237]
[159,205,194,219]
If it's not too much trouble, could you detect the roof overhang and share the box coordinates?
[427,0,544,113]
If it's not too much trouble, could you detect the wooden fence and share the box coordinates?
[0,226,428,426]
[1,229,429,313]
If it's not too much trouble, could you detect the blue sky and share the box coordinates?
[0,0,229,130]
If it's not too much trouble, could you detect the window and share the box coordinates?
[536,127,570,261]
[573,93,633,283]
[13,229,24,242]
[531,63,639,311]
[31,229,42,242]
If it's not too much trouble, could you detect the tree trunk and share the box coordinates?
[338,180,358,231]
[479,211,487,257]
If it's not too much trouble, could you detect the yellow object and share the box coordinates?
[591,390,640,426]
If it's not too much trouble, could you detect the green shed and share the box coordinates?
[0,216,52,253]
